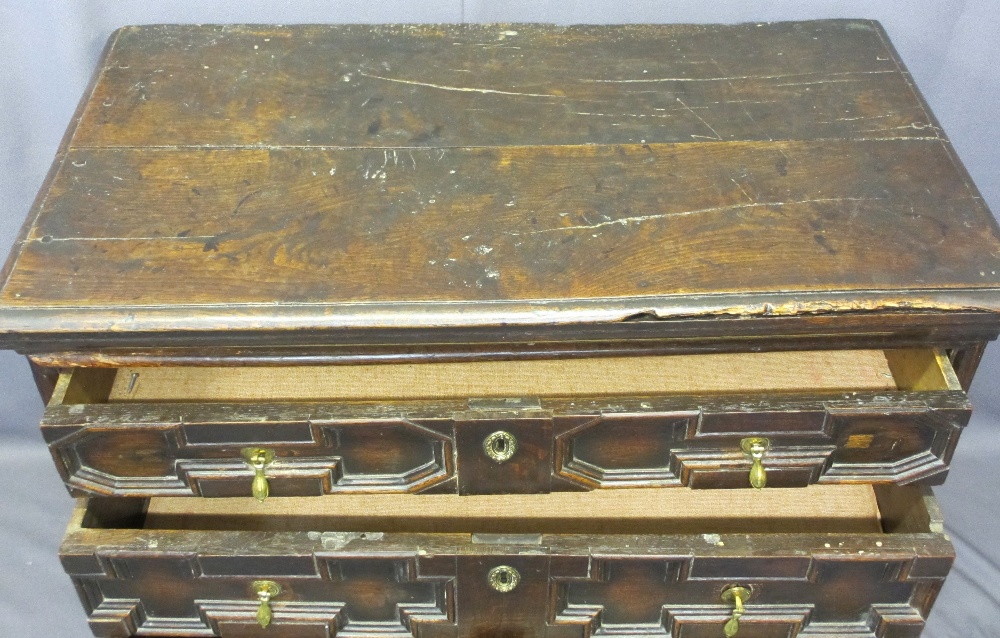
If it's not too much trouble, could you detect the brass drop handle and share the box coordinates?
[242,448,275,501]
[721,585,751,637]
[488,565,520,592]
[740,437,769,489]
[483,430,518,463]
[253,580,281,628]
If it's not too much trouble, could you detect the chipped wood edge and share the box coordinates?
[2,289,1000,343]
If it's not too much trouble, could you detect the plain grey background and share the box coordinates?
[1,1,998,636]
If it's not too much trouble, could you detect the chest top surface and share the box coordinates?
[2,20,1000,349]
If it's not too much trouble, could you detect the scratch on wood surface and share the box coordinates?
[676,97,722,140]
[842,136,943,142]
[28,235,219,243]
[574,111,685,119]
[820,114,897,123]
[872,25,938,134]
[363,150,394,180]
[508,197,886,236]
[893,123,940,131]
[730,178,755,203]
[709,56,782,159]
[231,189,261,216]
[575,101,722,118]
[586,69,898,84]
[773,78,876,87]
[357,71,564,99]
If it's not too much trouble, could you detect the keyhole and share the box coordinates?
[488,565,520,592]
[483,431,517,463]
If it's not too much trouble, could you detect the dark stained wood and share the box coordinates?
[948,341,988,392]
[61,487,952,637]
[10,310,1000,357]
[17,320,1000,367]
[875,484,945,534]
[0,31,119,306]
[73,22,940,148]
[42,359,971,496]
[79,496,148,530]
[44,405,455,497]
[7,141,1000,307]
[28,359,59,404]
[455,413,557,495]
[1,21,999,353]
[458,554,550,637]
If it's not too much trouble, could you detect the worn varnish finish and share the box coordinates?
[19,332,1000,370]
[1,21,1000,354]
[62,487,951,637]
[70,23,943,147]
[41,391,970,496]
[1,21,994,638]
[42,349,971,496]
[9,141,998,306]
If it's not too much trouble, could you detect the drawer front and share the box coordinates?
[553,393,970,490]
[41,350,971,496]
[65,550,949,637]
[63,515,951,637]
[43,409,457,497]
[43,391,969,497]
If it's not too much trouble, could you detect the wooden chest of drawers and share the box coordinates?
[2,20,999,637]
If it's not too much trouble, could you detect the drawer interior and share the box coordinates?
[80,484,937,536]
[56,348,959,404]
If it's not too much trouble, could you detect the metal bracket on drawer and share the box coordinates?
[467,397,542,411]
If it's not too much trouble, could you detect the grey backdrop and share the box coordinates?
[1,1,998,636]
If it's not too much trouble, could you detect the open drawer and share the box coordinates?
[63,485,951,637]
[42,348,970,497]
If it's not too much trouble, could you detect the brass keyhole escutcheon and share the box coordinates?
[740,437,769,490]
[242,448,275,502]
[252,580,281,628]
[483,430,518,463]
[488,565,520,593]
[721,585,752,637]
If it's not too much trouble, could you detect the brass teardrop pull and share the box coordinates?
[740,437,769,489]
[242,448,275,501]
[253,580,281,628]
[721,585,751,636]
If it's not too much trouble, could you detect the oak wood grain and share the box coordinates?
[61,487,952,637]
[42,350,970,496]
[6,139,1000,310]
[0,21,998,352]
[74,22,938,148]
